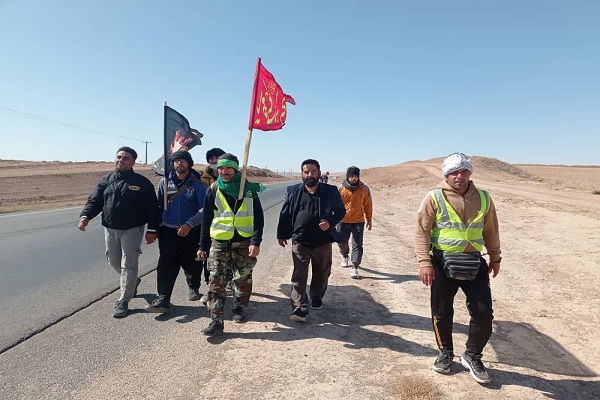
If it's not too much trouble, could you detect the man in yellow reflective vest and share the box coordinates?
[196,153,265,336]
[415,152,502,384]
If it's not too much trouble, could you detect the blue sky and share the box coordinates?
[1,1,598,173]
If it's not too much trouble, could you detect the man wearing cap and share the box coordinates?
[336,166,373,279]
[145,150,207,313]
[201,147,226,187]
[415,152,502,384]
[196,153,265,336]
[78,146,159,318]
[199,147,227,304]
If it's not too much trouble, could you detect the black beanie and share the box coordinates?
[346,166,360,180]
[206,147,225,163]
[171,150,194,168]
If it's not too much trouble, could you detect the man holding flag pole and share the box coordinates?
[196,58,294,336]
[146,104,207,310]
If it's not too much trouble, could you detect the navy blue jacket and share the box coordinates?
[157,169,206,229]
[277,182,346,243]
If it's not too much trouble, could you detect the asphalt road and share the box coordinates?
[0,181,294,354]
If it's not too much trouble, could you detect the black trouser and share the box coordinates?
[430,252,493,357]
[156,226,202,300]
[336,222,365,266]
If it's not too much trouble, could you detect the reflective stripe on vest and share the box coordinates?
[210,189,254,239]
[430,188,490,252]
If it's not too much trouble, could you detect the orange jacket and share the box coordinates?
[339,182,373,224]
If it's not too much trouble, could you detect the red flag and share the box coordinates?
[249,59,295,131]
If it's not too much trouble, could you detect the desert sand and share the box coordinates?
[1,157,599,399]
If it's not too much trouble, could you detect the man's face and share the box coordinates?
[445,169,472,193]
[208,156,219,171]
[218,166,236,182]
[302,164,320,188]
[115,151,135,172]
[173,158,189,174]
[347,175,359,185]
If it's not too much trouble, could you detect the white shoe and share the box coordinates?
[341,257,350,267]
[350,267,359,279]
[200,294,208,305]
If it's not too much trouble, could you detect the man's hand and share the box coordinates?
[420,266,435,286]
[248,245,260,257]
[319,219,330,231]
[77,217,89,232]
[177,224,191,237]
[366,220,372,231]
[145,232,158,245]
[488,262,501,278]
[278,239,287,248]
[197,250,207,260]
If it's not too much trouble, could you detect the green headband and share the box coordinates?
[217,159,239,170]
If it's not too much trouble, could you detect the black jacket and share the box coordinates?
[80,169,159,231]
[198,182,264,252]
[277,182,346,243]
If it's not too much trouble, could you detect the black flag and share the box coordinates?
[151,106,203,176]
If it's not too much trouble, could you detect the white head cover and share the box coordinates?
[442,152,473,177]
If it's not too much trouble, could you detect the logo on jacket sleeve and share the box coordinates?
[128,185,141,191]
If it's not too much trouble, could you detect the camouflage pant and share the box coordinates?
[206,239,256,319]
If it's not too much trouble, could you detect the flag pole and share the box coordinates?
[163,101,168,210]
[238,57,262,200]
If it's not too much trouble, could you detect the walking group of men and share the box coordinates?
[79,147,501,384]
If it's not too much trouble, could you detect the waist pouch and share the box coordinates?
[441,252,482,281]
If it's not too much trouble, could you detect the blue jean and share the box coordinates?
[104,226,144,302]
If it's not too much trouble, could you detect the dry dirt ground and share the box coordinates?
[0,160,290,214]
[2,158,599,399]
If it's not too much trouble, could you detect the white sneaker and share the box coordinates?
[350,267,359,279]
[341,257,350,267]
[200,294,208,305]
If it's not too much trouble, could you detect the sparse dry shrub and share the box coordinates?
[389,375,443,399]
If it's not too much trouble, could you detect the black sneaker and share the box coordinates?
[311,298,323,310]
[113,300,128,318]
[202,319,224,336]
[144,296,171,313]
[232,307,246,323]
[460,353,491,384]
[188,288,201,301]
[133,277,142,297]
[289,308,308,322]
[432,351,454,374]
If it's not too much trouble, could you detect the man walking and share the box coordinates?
[415,152,502,384]
[198,147,228,304]
[277,159,346,322]
[336,166,373,279]
[78,146,159,318]
[145,150,207,313]
[196,153,265,336]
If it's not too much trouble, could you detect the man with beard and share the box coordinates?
[277,159,346,322]
[145,150,207,313]
[336,166,373,279]
[78,146,159,318]
[415,152,501,384]
[196,153,265,336]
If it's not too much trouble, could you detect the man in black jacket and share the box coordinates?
[78,146,159,318]
[277,159,346,322]
[196,153,265,336]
